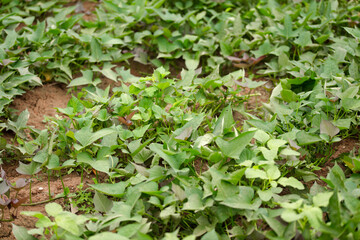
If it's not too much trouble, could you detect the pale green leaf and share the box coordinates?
[278,177,304,190]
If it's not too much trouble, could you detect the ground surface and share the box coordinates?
[2,71,359,239]
[1,161,94,239]
[0,67,274,239]
[1,0,359,239]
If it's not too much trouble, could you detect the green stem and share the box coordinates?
[48,170,52,200]
[81,165,84,184]
[143,212,162,223]
[59,171,66,192]
[29,179,32,204]
[0,217,14,222]
[21,193,76,206]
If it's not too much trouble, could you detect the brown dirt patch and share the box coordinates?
[328,138,359,161]
[81,1,98,21]
[65,0,99,21]
[193,159,209,175]
[233,79,273,126]
[304,138,359,189]
[241,85,271,111]
[0,162,94,239]
[10,83,72,130]
[97,76,122,90]
[9,60,167,131]
[127,59,156,77]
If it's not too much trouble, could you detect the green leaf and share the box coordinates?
[16,161,41,176]
[201,230,220,240]
[157,36,179,53]
[213,105,234,136]
[92,62,118,82]
[266,165,281,180]
[342,98,360,110]
[93,191,113,213]
[282,15,295,38]
[35,215,54,228]
[342,155,360,173]
[1,29,17,49]
[149,143,186,170]
[45,202,63,217]
[328,191,341,227]
[77,152,110,173]
[221,186,261,210]
[296,131,322,145]
[344,27,360,39]
[280,209,303,222]
[8,109,29,132]
[117,223,143,238]
[133,124,151,139]
[247,119,277,133]
[263,215,285,237]
[75,127,117,147]
[340,85,359,99]
[68,70,93,87]
[28,21,45,43]
[313,192,333,207]
[257,189,273,202]
[90,37,111,62]
[174,114,204,139]
[252,39,274,58]
[220,41,233,56]
[12,224,37,240]
[326,163,345,189]
[278,177,304,190]
[33,151,48,164]
[320,120,339,138]
[55,213,81,236]
[245,168,267,179]
[183,194,204,210]
[302,205,323,229]
[349,60,359,80]
[215,131,255,159]
[90,182,128,197]
[89,128,118,145]
[315,34,330,44]
[268,139,287,150]
[294,31,312,47]
[183,52,200,70]
[320,58,341,79]
[130,137,154,158]
[89,233,128,240]
[281,89,298,102]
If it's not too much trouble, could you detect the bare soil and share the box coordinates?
[2,62,275,238]
[65,0,99,21]
[3,69,359,239]
[11,83,72,130]
[0,162,94,239]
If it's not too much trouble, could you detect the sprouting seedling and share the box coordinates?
[118,111,137,128]
[0,195,11,220]
[10,197,27,218]
[10,178,29,198]
[16,161,41,204]
[0,167,10,195]
[0,166,29,221]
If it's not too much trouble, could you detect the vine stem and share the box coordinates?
[21,193,76,207]
[0,218,14,222]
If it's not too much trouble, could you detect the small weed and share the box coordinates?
[69,183,94,214]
